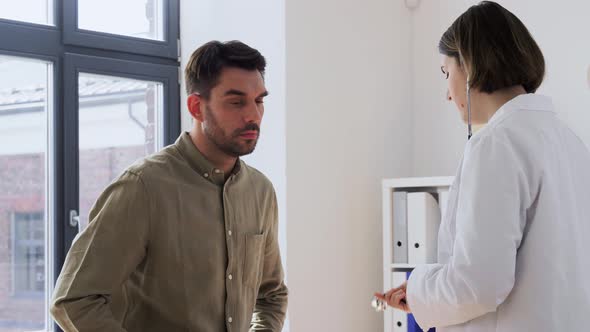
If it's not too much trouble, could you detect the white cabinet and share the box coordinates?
[381,177,453,332]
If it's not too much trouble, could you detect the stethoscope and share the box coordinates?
[467,76,473,140]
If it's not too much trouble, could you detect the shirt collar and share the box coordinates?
[175,132,242,186]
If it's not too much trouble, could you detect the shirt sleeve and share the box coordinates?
[51,171,150,332]
[406,135,530,329]
[250,189,288,332]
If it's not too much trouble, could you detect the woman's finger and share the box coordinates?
[385,288,403,305]
[391,291,407,310]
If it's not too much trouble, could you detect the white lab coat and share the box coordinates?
[407,94,590,331]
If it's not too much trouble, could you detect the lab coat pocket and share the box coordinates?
[243,232,265,288]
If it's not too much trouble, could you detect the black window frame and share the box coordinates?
[0,1,180,331]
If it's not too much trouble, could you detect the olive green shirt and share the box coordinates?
[51,132,288,332]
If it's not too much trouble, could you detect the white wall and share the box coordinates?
[285,0,412,331]
[180,1,590,331]
[179,0,288,276]
[411,0,590,177]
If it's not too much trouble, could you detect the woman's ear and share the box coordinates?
[187,93,204,122]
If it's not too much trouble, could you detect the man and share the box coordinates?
[51,40,288,332]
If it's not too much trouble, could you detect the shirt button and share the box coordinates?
[214,169,221,174]
[228,317,233,323]
[228,230,232,236]
[228,274,233,280]
[203,173,209,178]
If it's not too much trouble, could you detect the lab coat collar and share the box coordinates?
[489,93,554,126]
[471,94,554,140]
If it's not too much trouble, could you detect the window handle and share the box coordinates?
[69,209,80,228]
[70,210,89,235]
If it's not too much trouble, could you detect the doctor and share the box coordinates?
[376,1,590,331]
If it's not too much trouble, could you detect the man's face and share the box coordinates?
[200,67,267,157]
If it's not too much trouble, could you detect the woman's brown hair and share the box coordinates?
[439,1,545,93]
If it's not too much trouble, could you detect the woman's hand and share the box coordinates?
[374,281,411,312]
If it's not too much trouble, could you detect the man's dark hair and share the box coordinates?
[184,40,266,98]
[439,1,545,93]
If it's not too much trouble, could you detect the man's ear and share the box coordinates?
[187,93,205,122]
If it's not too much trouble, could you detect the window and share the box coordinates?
[0,1,179,331]
[78,0,164,40]
[64,0,179,57]
[77,72,165,228]
[0,0,54,26]
[0,55,52,332]
[13,212,46,296]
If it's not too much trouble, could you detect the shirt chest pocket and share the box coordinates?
[242,232,266,288]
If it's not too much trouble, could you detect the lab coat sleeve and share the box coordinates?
[406,135,529,328]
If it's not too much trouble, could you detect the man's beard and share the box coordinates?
[203,106,260,157]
